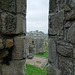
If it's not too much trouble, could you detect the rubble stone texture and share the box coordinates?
[0,0,26,75]
[48,0,75,75]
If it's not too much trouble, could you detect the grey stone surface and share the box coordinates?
[58,0,71,10]
[73,48,75,60]
[65,22,71,28]
[48,0,75,75]
[12,36,26,59]
[24,36,29,57]
[0,0,16,12]
[65,11,75,21]
[63,5,71,11]
[49,0,57,12]
[58,56,73,75]
[47,64,61,75]
[67,22,75,44]
[48,11,64,35]
[70,0,75,8]
[17,0,26,14]
[1,12,16,34]
[0,64,2,75]
[57,45,72,57]
[48,38,56,66]
[2,60,26,75]
[16,14,26,34]
[0,0,26,75]
[1,13,26,35]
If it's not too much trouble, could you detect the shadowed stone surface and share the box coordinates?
[47,64,61,75]
[1,13,26,35]
[48,11,64,35]
[17,0,26,14]
[48,0,75,75]
[2,60,26,75]
[57,45,73,57]
[0,0,16,12]
[48,38,56,65]
[1,12,16,34]
[12,36,26,59]
[67,22,75,44]
[0,0,26,75]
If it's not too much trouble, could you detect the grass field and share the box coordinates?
[35,51,48,58]
[26,64,47,75]
[46,41,48,50]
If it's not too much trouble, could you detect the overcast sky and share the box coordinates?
[27,0,49,33]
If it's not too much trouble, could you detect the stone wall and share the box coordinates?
[47,0,75,75]
[0,0,26,75]
[28,37,46,54]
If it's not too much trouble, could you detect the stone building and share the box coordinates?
[27,30,47,54]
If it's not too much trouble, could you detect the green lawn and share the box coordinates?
[26,64,47,75]
[35,51,48,58]
[46,41,48,50]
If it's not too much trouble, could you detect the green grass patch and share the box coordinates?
[35,51,48,58]
[46,41,48,50]
[26,64,47,75]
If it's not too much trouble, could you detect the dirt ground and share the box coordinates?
[26,56,48,69]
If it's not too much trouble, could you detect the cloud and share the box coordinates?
[27,0,49,33]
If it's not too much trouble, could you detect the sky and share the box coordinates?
[27,0,49,33]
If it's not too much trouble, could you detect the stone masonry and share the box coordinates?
[48,0,75,75]
[0,0,26,75]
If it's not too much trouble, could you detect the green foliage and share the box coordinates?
[46,41,48,50]
[35,51,48,58]
[26,64,47,75]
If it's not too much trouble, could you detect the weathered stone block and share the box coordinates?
[57,45,73,57]
[73,48,75,59]
[63,5,71,11]
[0,39,4,49]
[0,0,16,12]
[48,38,57,66]
[67,22,75,44]
[0,64,2,75]
[65,22,71,28]
[70,0,75,8]
[58,0,71,10]
[65,11,75,21]
[49,0,57,12]
[1,51,9,58]
[0,59,3,63]
[58,56,73,75]
[16,14,26,34]
[12,36,26,59]
[48,11,64,35]
[1,12,16,34]
[24,37,29,57]
[17,0,26,14]
[47,64,61,75]
[1,12,26,35]
[6,39,14,48]
[2,60,26,75]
